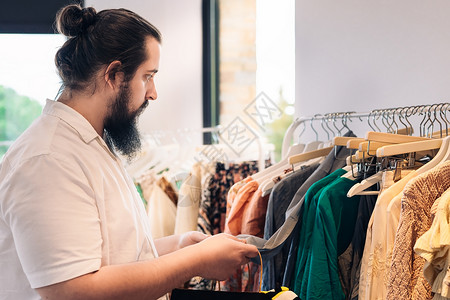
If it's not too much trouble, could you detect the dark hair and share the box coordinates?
[55,4,161,91]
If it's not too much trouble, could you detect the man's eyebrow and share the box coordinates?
[146,69,158,73]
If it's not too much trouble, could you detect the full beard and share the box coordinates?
[103,83,149,161]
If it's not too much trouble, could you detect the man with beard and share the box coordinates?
[0,4,258,300]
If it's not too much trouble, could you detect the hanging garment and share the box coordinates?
[222,180,261,292]
[294,173,361,300]
[238,135,355,289]
[282,131,356,287]
[261,163,320,291]
[193,161,266,291]
[359,170,418,300]
[291,168,348,293]
[157,176,178,206]
[414,188,450,299]
[226,177,255,220]
[197,161,261,236]
[387,160,450,300]
[338,190,378,300]
[225,180,260,236]
[175,163,202,234]
[147,183,177,239]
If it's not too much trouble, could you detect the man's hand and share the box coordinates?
[192,233,259,280]
[178,231,208,249]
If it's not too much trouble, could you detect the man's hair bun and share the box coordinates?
[55,4,97,37]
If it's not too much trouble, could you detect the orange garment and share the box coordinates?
[223,179,269,293]
[224,180,258,236]
[242,189,270,237]
[226,177,254,219]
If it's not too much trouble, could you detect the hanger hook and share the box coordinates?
[440,103,450,136]
[425,104,433,137]
[324,113,336,138]
[415,105,425,137]
[333,113,343,136]
[367,111,376,131]
[433,103,443,138]
[426,104,437,137]
[310,115,319,141]
[298,120,307,141]
[373,109,382,132]
[397,107,409,135]
[404,106,415,135]
[388,108,395,133]
[386,108,395,133]
[341,111,353,133]
[393,107,400,133]
[319,114,330,141]
[382,109,390,133]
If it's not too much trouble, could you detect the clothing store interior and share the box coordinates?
[2,0,450,299]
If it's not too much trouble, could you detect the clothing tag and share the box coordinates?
[393,161,402,182]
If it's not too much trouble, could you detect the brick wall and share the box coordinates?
[219,0,256,127]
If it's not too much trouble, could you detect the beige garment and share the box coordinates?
[174,163,202,234]
[385,192,403,276]
[414,188,450,299]
[147,183,177,239]
[430,194,441,221]
[387,160,450,300]
[380,170,396,194]
[359,170,417,300]
[386,170,415,279]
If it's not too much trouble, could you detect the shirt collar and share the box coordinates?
[43,99,118,159]
[43,99,99,143]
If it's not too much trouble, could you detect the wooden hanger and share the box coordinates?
[347,171,382,197]
[360,141,395,156]
[333,136,363,147]
[288,146,334,165]
[376,138,443,157]
[365,131,431,144]
[396,127,414,135]
[346,138,366,149]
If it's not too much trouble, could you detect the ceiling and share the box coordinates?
[0,0,84,33]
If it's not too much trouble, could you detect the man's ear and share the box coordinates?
[104,60,125,90]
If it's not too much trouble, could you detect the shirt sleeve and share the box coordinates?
[1,153,102,288]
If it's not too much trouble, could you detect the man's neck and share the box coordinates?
[57,89,109,136]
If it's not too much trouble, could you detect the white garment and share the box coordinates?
[359,170,417,300]
[147,183,177,239]
[0,100,156,299]
[174,163,202,234]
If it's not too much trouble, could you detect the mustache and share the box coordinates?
[136,99,149,116]
[129,99,149,120]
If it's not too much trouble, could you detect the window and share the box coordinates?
[0,34,65,158]
[256,0,295,161]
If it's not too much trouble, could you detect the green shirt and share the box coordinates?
[292,168,346,294]
[294,171,361,300]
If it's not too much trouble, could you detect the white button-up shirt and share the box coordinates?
[0,99,156,299]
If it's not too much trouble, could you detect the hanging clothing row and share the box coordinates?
[241,103,450,300]
[127,127,273,241]
[129,103,450,299]
[214,104,449,300]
